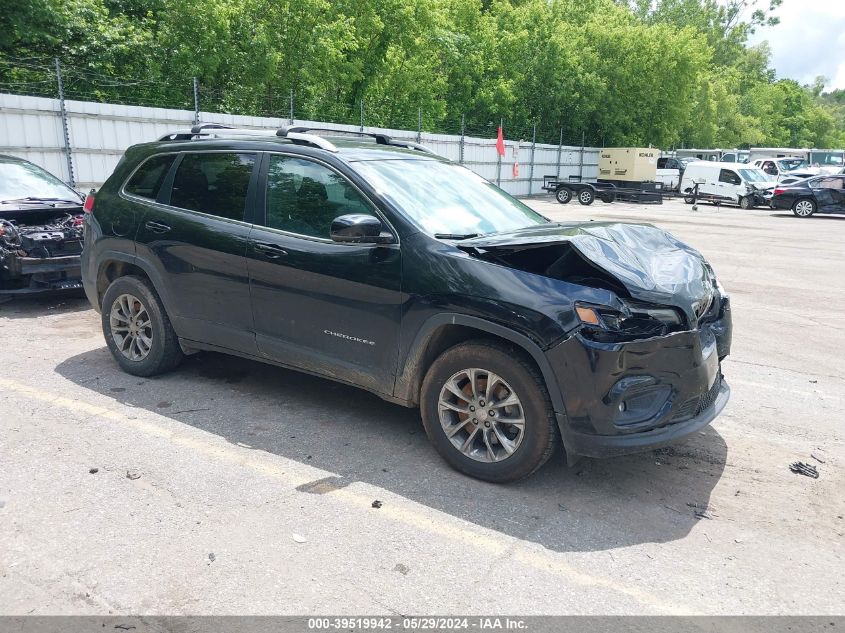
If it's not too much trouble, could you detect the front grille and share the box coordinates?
[695,373,722,415]
[670,373,722,423]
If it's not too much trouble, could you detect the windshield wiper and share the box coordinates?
[434,233,480,240]
[1,196,81,205]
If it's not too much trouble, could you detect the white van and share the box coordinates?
[751,157,812,180]
[679,161,777,209]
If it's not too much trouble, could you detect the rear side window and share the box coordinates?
[170,153,256,221]
[124,154,175,200]
[265,155,374,238]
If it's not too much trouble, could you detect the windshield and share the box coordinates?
[777,158,808,172]
[350,159,548,236]
[739,168,771,183]
[0,159,81,203]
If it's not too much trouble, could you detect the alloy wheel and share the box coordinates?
[109,293,153,361]
[437,368,525,463]
[794,200,814,217]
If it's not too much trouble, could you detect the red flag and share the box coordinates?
[495,126,505,156]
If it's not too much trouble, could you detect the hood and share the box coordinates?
[457,222,716,318]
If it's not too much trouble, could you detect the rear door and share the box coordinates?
[809,176,845,211]
[246,152,403,394]
[133,151,259,353]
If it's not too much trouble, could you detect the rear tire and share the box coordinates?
[420,339,558,482]
[101,275,183,377]
[555,186,573,204]
[792,198,816,217]
[577,188,595,206]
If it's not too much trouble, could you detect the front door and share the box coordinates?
[133,151,259,353]
[246,153,402,395]
[717,168,741,202]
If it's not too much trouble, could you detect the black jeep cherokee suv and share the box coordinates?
[82,124,732,482]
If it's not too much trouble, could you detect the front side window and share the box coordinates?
[265,155,374,239]
[170,153,256,221]
[125,154,174,200]
[350,159,548,237]
[719,169,740,185]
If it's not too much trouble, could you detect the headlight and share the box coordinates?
[575,301,684,342]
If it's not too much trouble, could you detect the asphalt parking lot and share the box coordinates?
[1,197,843,615]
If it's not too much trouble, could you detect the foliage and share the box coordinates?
[1,0,843,148]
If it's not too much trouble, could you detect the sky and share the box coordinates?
[746,0,845,91]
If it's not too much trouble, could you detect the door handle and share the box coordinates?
[145,220,171,234]
[254,242,288,259]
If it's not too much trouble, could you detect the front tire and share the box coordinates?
[683,195,695,204]
[420,340,558,482]
[555,186,573,204]
[577,188,595,206]
[101,275,183,377]
[739,195,753,210]
[792,198,816,217]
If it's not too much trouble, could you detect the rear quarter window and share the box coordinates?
[124,154,175,200]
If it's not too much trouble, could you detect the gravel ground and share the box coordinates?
[0,197,842,615]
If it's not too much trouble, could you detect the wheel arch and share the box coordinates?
[95,254,174,316]
[395,313,567,415]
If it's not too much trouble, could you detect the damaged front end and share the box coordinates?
[458,222,732,457]
[0,211,85,294]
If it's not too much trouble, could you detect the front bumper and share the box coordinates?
[0,254,82,294]
[546,297,732,458]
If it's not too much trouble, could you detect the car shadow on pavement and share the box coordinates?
[55,348,728,554]
[769,212,845,220]
[0,292,89,318]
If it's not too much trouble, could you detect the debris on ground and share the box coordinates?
[688,502,716,520]
[393,563,410,575]
[811,453,826,464]
[558,503,567,512]
[371,500,383,509]
[89,468,98,474]
[126,470,141,480]
[292,533,307,544]
[207,553,215,563]
[789,462,819,479]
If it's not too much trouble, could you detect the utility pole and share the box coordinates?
[192,77,200,125]
[579,129,586,181]
[417,108,422,143]
[289,89,294,124]
[556,128,563,179]
[360,99,365,132]
[529,123,536,195]
[459,114,465,165]
[54,58,75,188]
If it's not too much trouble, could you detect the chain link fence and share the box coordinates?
[0,56,600,193]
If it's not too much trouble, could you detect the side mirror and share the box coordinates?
[330,214,391,244]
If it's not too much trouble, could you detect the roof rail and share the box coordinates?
[158,123,435,155]
[158,126,278,142]
[277,125,436,155]
[159,123,338,152]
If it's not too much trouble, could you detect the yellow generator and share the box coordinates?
[598,147,658,183]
